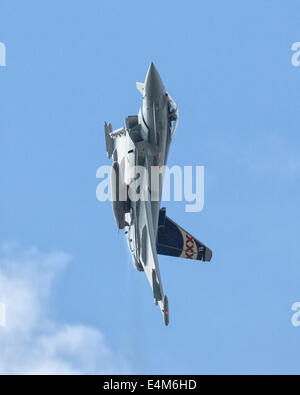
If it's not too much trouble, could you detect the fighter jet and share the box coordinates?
[104,63,212,325]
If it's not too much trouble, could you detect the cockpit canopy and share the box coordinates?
[167,94,179,136]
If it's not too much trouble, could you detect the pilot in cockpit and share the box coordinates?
[169,107,178,122]
[167,95,179,136]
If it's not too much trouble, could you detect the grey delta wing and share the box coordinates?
[104,63,212,326]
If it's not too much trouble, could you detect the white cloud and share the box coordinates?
[0,244,131,374]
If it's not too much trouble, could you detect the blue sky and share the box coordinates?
[1,0,300,374]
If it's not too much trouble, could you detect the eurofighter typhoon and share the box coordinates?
[104,63,212,325]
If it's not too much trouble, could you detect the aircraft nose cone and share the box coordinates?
[144,62,165,98]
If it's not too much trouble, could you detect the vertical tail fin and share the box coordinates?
[156,208,212,262]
